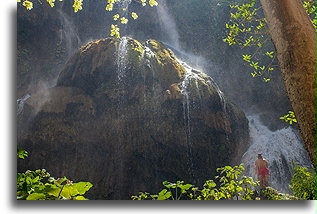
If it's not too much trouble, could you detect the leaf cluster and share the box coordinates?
[17,148,93,200]
[279,111,297,125]
[18,0,83,12]
[289,164,316,200]
[17,169,93,200]
[18,0,158,39]
[17,148,28,159]
[222,0,276,82]
[302,0,317,27]
[132,163,259,200]
[106,0,158,38]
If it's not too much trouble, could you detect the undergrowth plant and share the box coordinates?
[131,163,259,200]
[289,164,316,200]
[17,149,93,200]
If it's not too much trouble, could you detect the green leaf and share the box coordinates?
[22,1,33,10]
[120,17,128,24]
[45,184,62,198]
[72,182,93,195]
[181,184,193,191]
[162,181,177,188]
[74,196,88,200]
[60,186,79,199]
[17,149,28,159]
[250,61,259,69]
[131,12,138,20]
[26,193,46,200]
[157,189,171,200]
[113,14,120,21]
[242,54,251,62]
[149,0,158,7]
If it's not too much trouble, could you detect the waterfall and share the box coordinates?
[115,36,130,198]
[118,0,132,9]
[57,10,82,59]
[241,115,312,193]
[179,62,192,137]
[156,0,180,49]
[177,57,227,181]
[178,59,195,180]
[116,37,129,82]
[163,42,207,69]
[17,94,31,115]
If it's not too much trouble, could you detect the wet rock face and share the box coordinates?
[18,37,249,199]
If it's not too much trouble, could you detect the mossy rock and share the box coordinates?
[18,37,249,199]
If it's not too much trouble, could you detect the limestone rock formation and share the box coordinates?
[18,37,249,199]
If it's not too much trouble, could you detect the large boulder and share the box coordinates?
[18,37,249,199]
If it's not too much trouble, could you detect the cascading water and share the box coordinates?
[179,59,194,179]
[57,10,82,59]
[241,115,312,193]
[118,0,132,9]
[17,94,31,115]
[116,37,129,82]
[156,1,209,73]
[177,57,227,181]
[156,0,180,50]
[115,36,130,198]
[163,42,207,70]
[208,77,226,112]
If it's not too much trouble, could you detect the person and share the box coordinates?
[254,153,269,188]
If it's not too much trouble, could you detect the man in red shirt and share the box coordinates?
[255,153,269,188]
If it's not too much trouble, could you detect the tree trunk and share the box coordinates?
[259,0,316,167]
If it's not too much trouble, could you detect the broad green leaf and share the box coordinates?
[72,182,93,195]
[157,189,171,200]
[45,184,62,197]
[26,193,46,200]
[74,196,88,200]
[60,186,79,199]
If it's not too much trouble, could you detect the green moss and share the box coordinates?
[147,40,160,50]
[129,39,144,59]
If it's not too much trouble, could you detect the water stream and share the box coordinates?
[156,0,180,50]
[57,9,82,59]
[177,57,228,181]
[115,36,130,198]
[116,37,129,82]
[17,94,31,115]
[241,115,312,193]
[179,59,194,179]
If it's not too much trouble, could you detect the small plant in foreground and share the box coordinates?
[17,149,93,200]
[132,163,259,200]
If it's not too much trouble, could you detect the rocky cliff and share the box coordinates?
[17,0,293,131]
[17,37,249,199]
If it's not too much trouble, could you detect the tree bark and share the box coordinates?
[259,0,316,167]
